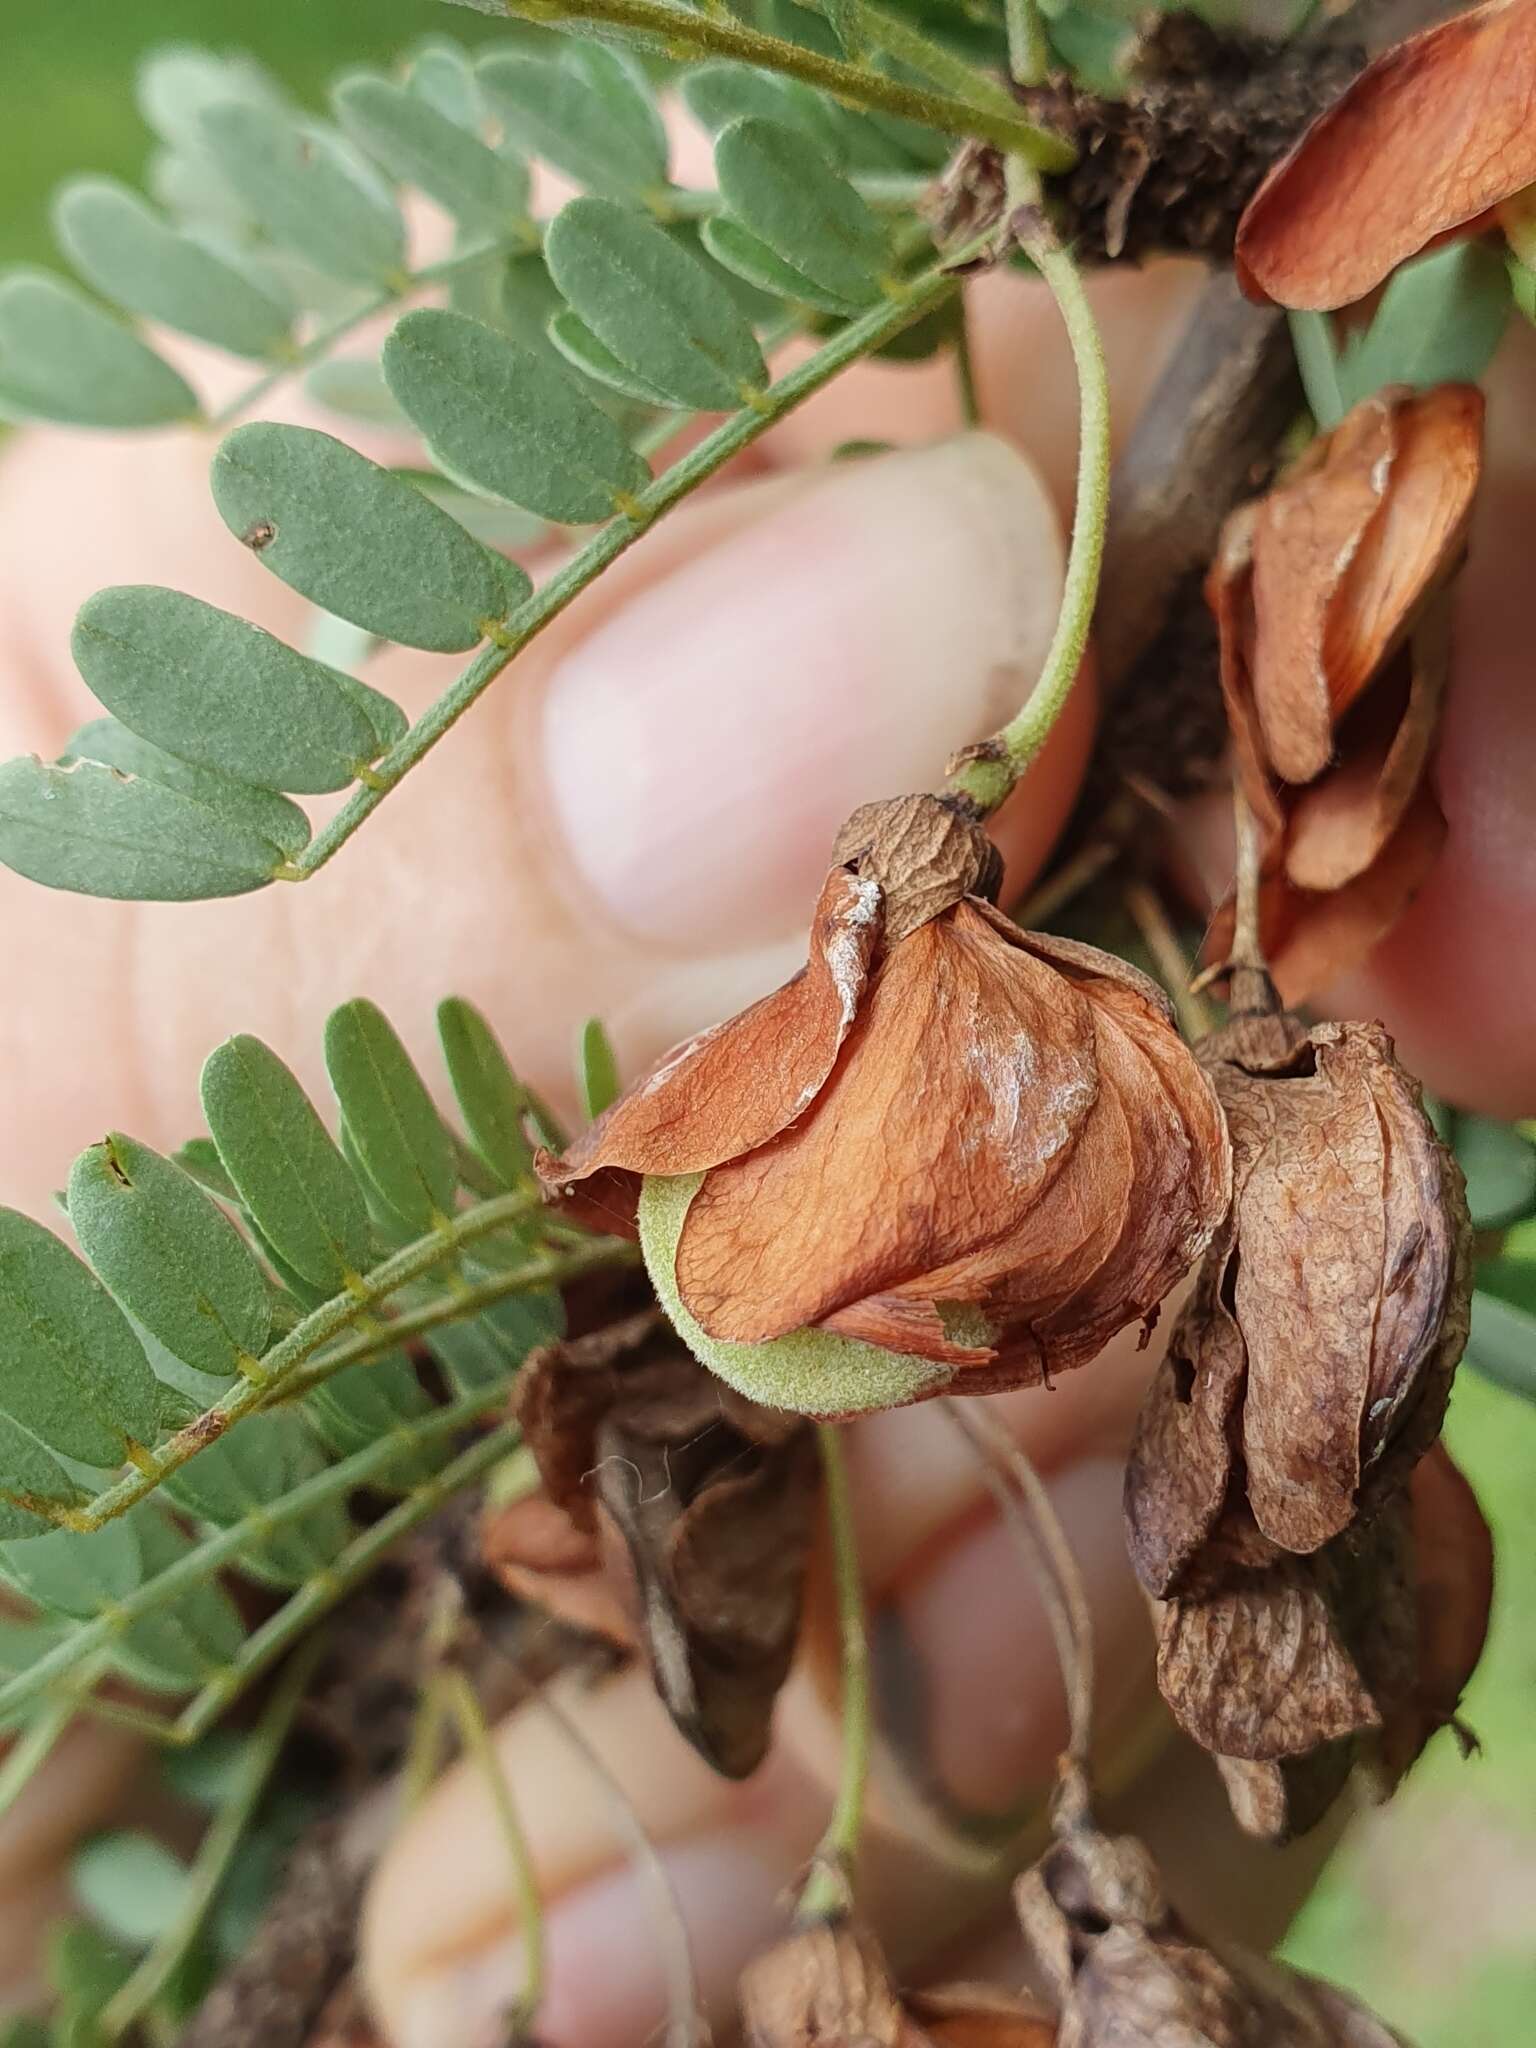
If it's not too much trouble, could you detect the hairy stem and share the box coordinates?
[948,210,1111,814]
[98,1641,320,2043]
[796,1425,871,1922]
[1005,0,1051,88]
[0,1392,519,1724]
[444,1670,546,2036]
[290,236,991,882]
[503,0,1074,163]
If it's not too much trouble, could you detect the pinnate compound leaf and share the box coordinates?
[200,1036,372,1292]
[64,718,311,859]
[437,997,534,1189]
[1338,241,1512,408]
[0,1420,82,1542]
[211,423,529,654]
[699,214,866,316]
[713,117,888,309]
[0,1210,161,1466]
[545,198,766,411]
[0,269,198,430]
[66,1135,271,1379]
[72,586,393,794]
[324,999,458,1233]
[162,1410,350,1587]
[477,48,668,199]
[383,308,650,524]
[578,1016,621,1121]
[304,1352,446,1489]
[427,1290,564,1396]
[0,755,289,903]
[333,73,530,235]
[199,102,406,289]
[52,177,292,361]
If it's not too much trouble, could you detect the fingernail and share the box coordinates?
[539,433,1063,952]
[880,1456,1149,1817]
[396,1835,788,2048]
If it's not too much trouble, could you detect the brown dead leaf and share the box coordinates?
[1215,1743,1357,1849]
[1236,0,1536,308]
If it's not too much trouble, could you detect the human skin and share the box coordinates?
[0,238,1533,2041]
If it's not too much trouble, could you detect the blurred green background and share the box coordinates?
[2,4,1533,2041]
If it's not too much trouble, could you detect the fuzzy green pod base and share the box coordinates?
[638,1171,952,1416]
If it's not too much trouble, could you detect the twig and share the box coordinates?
[1124,879,1212,1041]
[796,1425,871,1922]
[444,1669,546,2039]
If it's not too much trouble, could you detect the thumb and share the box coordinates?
[0,431,1086,1215]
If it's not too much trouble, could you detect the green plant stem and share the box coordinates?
[174,1435,535,1744]
[0,1696,75,1828]
[504,0,1073,164]
[291,236,990,882]
[953,290,982,426]
[444,1669,546,2036]
[0,1391,517,1725]
[947,218,1110,815]
[97,1640,321,2044]
[1004,0,1051,87]
[41,1189,547,1533]
[796,1424,870,1922]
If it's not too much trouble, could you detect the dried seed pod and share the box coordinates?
[1126,1007,1470,1577]
[1203,386,1482,1003]
[1236,0,1536,308]
[504,1322,819,1777]
[541,795,1231,1411]
[739,1919,1056,2048]
[1016,1808,1413,2045]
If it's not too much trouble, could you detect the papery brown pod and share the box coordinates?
[739,1919,1056,2048]
[1236,0,1536,308]
[540,795,1231,1402]
[1202,386,1482,1004]
[495,1319,819,1776]
[1016,1797,1413,2045]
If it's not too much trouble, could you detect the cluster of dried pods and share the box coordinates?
[493,5,1535,2039]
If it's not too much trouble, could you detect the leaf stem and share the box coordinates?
[947,202,1110,815]
[0,1392,518,1725]
[796,1424,870,1922]
[291,236,990,881]
[502,0,1074,164]
[444,1669,546,2038]
[49,1190,563,1532]
[0,1696,76,1828]
[97,1638,320,2043]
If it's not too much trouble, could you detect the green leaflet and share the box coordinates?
[0,269,198,431]
[74,1834,191,1948]
[211,424,530,655]
[427,1287,565,1396]
[46,1922,136,2019]
[0,755,290,903]
[324,999,459,1234]
[545,198,767,412]
[408,42,485,129]
[437,997,534,1189]
[200,1035,373,1292]
[682,62,847,158]
[1338,241,1512,408]
[0,1419,81,1542]
[638,1172,950,1415]
[162,1410,351,1588]
[136,45,286,154]
[383,308,651,524]
[700,214,866,317]
[52,177,293,362]
[405,470,551,551]
[199,102,406,290]
[478,46,668,200]
[714,117,888,309]
[64,719,312,860]
[304,1352,447,1490]
[578,1016,621,1121]
[548,309,675,407]
[1467,1263,1536,1403]
[110,1505,246,1693]
[66,1135,272,1379]
[1453,1115,1536,1231]
[0,1516,143,1622]
[0,1209,161,1467]
[72,586,398,795]
[305,356,412,429]
[333,73,531,236]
